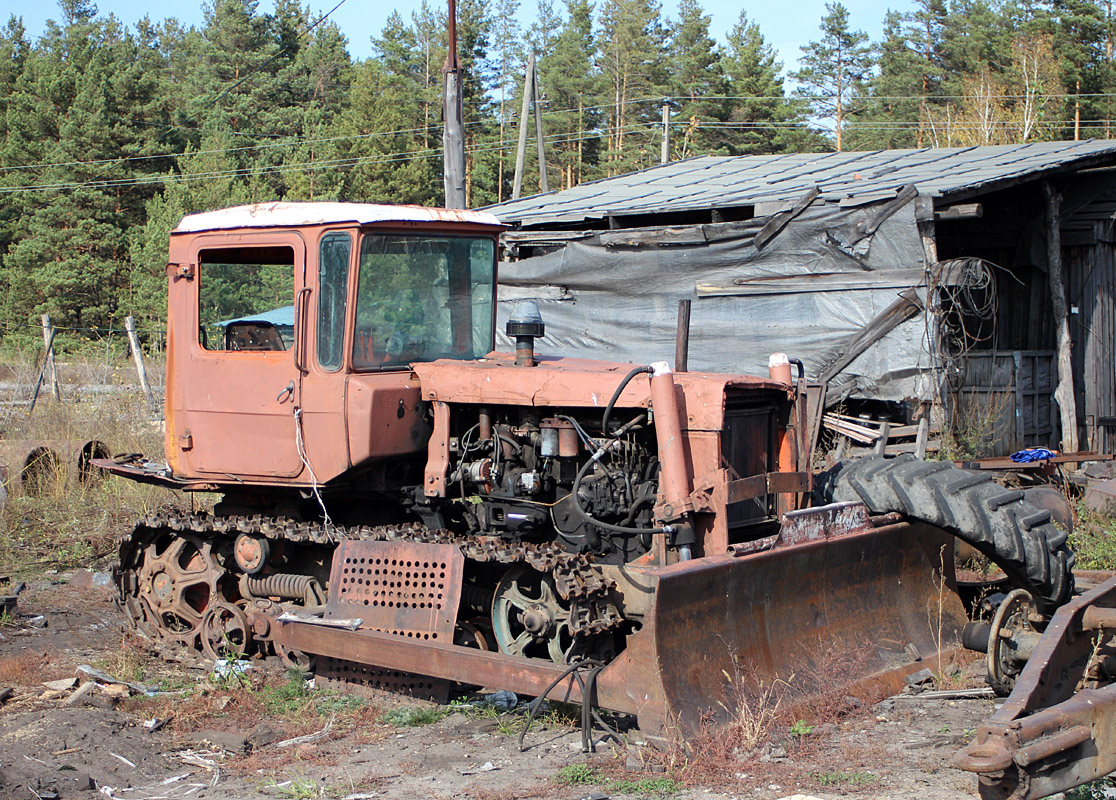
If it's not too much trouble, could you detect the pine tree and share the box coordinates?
[1049,0,1108,138]
[540,0,604,187]
[792,2,874,151]
[665,0,728,157]
[490,0,523,202]
[722,12,811,154]
[856,0,948,149]
[1,8,169,331]
[596,0,668,175]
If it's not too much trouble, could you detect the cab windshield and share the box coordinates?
[352,233,496,369]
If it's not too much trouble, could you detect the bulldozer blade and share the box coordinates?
[623,512,969,740]
[275,507,968,744]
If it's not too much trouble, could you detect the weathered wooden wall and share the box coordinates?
[1066,221,1116,453]
[953,351,1058,455]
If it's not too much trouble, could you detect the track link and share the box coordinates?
[115,510,623,661]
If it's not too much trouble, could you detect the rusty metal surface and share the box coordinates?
[1,439,110,493]
[955,452,1113,471]
[412,356,784,432]
[276,616,635,711]
[776,501,871,548]
[649,364,693,519]
[954,576,1116,799]
[320,539,466,703]
[638,520,966,736]
[325,540,464,642]
[315,655,449,702]
[276,520,964,743]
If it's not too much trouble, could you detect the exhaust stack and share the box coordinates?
[506,300,545,367]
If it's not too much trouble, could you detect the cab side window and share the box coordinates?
[317,233,351,371]
[198,246,295,352]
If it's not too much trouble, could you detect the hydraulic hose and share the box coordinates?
[601,365,653,437]
[570,429,671,537]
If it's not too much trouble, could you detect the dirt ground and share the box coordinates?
[0,577,1007,800]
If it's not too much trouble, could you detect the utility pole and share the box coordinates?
[532,57,548,194]
[513,54,549,199]
[512,54,536,200]
[661,101,670,164]
[442,0,466,208]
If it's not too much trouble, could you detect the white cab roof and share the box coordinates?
[173,202,503,234]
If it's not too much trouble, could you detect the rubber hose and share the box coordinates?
[601,366,653,437]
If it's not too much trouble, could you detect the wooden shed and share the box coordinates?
[487,141,1116,457]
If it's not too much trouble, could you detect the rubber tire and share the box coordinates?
[814,454,1075,614]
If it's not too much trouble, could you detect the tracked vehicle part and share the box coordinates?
[127,532,224,650]
[493,566,576,664]
[324,539,464,640]
[276,511,969,740]
[115,510,622,664]
[200,601,252,660]
[816,454,1074,613]
[955,574,1116,799]
[321,539,466,701]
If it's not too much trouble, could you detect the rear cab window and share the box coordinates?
[197,246,296,352]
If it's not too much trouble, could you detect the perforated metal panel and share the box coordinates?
[315,655,446,702]
[318,540,464,702]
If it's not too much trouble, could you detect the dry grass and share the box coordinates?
[0,649,52,685]
[0,352,178,575]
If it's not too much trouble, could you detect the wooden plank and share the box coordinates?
[817,288,925,384]
[1043,180,1079,453]
[502,231,593,244]
[935,203,983,221]
[600,226,708,248]
[697,269,928,298]
[675,299,691,373]
[846,184,919,246]
[754,186,820,250]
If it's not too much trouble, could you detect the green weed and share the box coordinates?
[789,719,815,737]
[608,776,680,797]
[271,777,321,798]
[814,770,878,786]
[1070,503,1116,571]
[382,705,452,727]
[554,763,601,786]
[1069,776,1116,799]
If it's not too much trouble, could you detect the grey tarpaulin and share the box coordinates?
[495,198,939,403]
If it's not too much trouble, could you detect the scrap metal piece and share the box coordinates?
[955,575,1116,799]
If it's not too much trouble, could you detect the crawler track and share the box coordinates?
[114,510,623,664]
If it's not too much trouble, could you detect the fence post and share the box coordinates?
[125,316,156,409]
[40,314,60,401]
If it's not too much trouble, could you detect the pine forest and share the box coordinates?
[2,0,1116,336]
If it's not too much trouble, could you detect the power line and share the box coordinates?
[8,87,1116,176]
[0,123,657,195]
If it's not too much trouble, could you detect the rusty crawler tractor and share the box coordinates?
[103,202,1078,749]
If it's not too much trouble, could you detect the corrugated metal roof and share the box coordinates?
[488,140,1116,227]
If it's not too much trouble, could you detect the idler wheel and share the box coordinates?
[201,601,252,661]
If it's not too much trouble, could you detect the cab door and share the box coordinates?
[180,232,305,479]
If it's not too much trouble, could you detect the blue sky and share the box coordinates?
[8,0,914,72]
